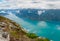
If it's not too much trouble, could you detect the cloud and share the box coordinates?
[56,25,60,30]
[50,40,53,41]
[0,11,6,13]
[37,21,47,27]
[38,10,45,15]
[0,0,60,9]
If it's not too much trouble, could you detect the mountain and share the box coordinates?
[39,9,60,21]
[0,9,60,21]
[15,9,60,21]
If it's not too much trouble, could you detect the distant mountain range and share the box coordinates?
[0,9,60,21]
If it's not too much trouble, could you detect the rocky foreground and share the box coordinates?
[0,16,50,41]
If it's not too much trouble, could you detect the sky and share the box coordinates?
[0,0,60,9]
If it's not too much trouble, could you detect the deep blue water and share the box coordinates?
[0,9,60,41]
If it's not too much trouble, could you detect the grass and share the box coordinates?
[26,33,38,39]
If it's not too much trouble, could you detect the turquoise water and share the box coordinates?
[4,14,60,41]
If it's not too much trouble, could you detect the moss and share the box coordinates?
[10,30,20,39]
[26,33,38,39]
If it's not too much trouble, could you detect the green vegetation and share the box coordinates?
[9,30,20,39]
[26,33,38,39]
